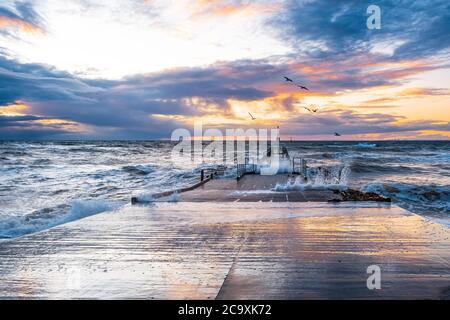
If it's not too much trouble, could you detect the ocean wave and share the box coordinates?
[362,183,450,215]
[319,153,335,159]
[431,153,450,161]
[0,200,122,239]
[135,192,155,202]
[68,147,108,153]
[272,162,351,191]
[354,142,378,148]
[31,158,52,166]
[350,161,425,174]
[122,164,156,175]
[0,150,29,157]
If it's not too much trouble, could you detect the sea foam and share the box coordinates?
[0,200,121,239]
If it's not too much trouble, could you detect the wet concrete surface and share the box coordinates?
[0,202,449,299]
[156,175,338,202]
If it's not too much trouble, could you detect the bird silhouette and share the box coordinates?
[334,132,341,137]
[248,112,256,120]
[284,76,293,82]
[304,106,318,113]
[297,85,309,91]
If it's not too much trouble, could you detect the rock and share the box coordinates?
[339,189,391,202]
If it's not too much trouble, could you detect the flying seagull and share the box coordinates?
[304,106,318,113]
[284,76,294,82]
[248,112,256,120]
[297,85,309,91]
[334,132,342,137]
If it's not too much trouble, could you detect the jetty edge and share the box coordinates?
[131,166,391,204]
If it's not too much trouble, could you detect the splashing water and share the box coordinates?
[272,160,352,191]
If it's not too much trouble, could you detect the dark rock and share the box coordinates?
[339,189,391,202]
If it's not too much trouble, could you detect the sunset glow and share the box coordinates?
[0,0,449,140]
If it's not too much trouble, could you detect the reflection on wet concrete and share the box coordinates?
[0,202,449,299]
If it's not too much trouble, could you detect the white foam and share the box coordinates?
[0,200,121,239]
[269,160,352,192]
[65,200,120,222]
[135,193,155,202]
[355,142,377,148]
[272,181,347,192]
[362,182,450,225]
[257,158,292,175]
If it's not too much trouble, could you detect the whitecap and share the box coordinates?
[354,142,377,148]
[0,200,122,239]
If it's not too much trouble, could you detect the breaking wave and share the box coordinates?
[122,164,156,175]
[362,183,450,215]
[0,200,121,239]
[354,142,378,148]
[272,161,351,191]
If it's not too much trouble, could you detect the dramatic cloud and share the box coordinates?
[0,58,99,105]
[0,1,449,140]
[282,108,450,136]
[1,53,448,140]
[276,0,450,60]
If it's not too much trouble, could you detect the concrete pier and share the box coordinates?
[146,174,389,203]
[0,201,449,299]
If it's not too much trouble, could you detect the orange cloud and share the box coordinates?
[34,119,78,126]
[0,16,41,34]
[418,130,450,139]
[0,101,29,116]
[191,0,279,18]
[354,130,450,140]
[291,62,334,75]
[396,87,450,97]
[360,58,429,70]
[364,87,450,105]
[0,101,83,132]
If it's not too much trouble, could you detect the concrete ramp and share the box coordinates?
[0,202,449,299]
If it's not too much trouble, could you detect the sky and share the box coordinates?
[0,0,449,140]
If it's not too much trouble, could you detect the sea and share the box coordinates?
[0,140,449,239]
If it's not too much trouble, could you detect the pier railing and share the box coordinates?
[200,166,226,181]
[292,157,308,179]
[132,167,224,204]
[237,160,257,180]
